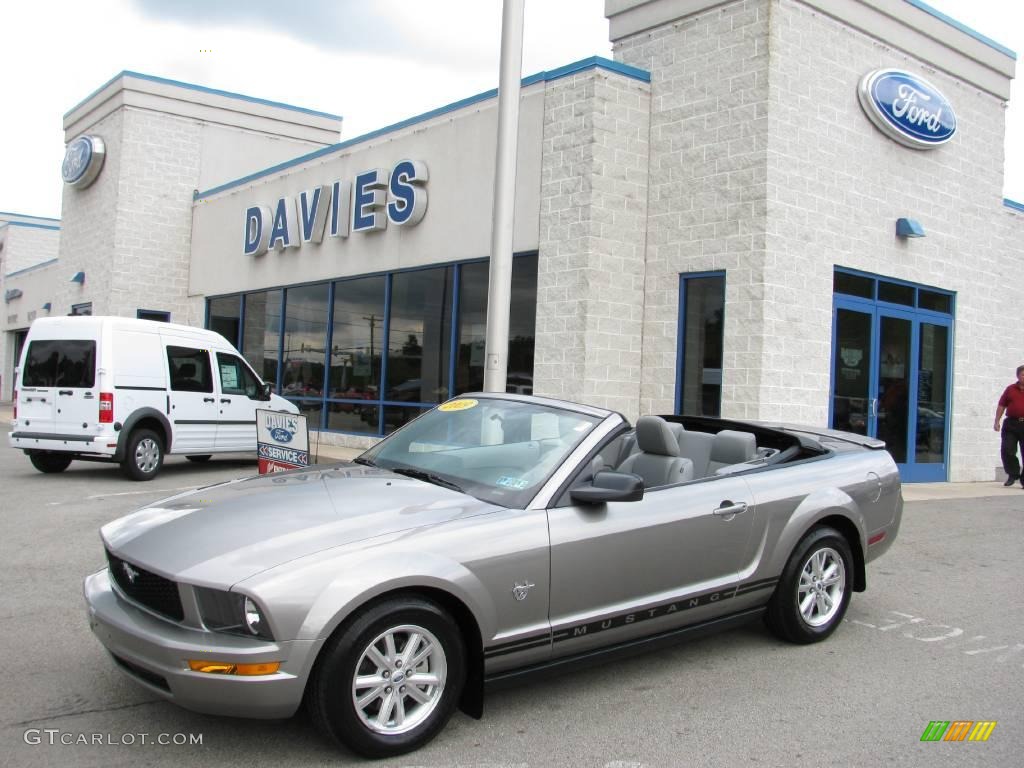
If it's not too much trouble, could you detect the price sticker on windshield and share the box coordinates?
[439,398,478,412]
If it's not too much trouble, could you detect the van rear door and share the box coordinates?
[19,339,98,435]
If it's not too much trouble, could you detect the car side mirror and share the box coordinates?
[260,382,272,401]
[570,470,644,504]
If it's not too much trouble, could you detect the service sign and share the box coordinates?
[857,69,957,150]
[256,410,310,473]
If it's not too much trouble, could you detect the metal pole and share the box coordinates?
[483,0,525,393]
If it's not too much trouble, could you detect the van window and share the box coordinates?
[217,353,261,397]
[23,340,96,388]
[167,346,213,393]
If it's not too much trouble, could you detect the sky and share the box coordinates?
[0,0,1020,221]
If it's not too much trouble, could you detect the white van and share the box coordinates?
[8,316,298,480]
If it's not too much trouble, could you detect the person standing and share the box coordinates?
[994,365,1024,487]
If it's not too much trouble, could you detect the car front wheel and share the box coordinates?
[121,429,164,481]
[308,597,466,758]
[766,526,853,644]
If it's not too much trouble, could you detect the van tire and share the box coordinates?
[121,429,164,481]
[186,455,212,463]
[29,453,73,474]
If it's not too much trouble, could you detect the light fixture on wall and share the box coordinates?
[70,271,86,284]
[895,218,925,238]
[4,288,23,303]
[42,302,52,312]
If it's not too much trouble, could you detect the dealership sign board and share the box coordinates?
[256,410,310,474]
[243,160,428,256]
[857,69,957,149]
[62,135,106,189]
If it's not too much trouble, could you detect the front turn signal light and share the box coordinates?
[188,660,280,676]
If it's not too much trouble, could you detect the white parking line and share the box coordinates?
[86,485,197,500]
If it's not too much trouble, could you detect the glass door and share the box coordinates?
[830,299,951,482]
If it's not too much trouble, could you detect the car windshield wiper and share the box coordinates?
[388,466,464,493]
[352,456,376,467]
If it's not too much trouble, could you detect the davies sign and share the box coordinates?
[857,69,957,150]
[243,160,428,256]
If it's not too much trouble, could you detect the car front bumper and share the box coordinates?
[83,569,322,719]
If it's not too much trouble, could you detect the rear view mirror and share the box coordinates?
[570,470,644,504]
[260,382,272,401]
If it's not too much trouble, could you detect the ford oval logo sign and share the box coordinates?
[270,427,294,443]
[62,135,107,188]
[857,70,956,150]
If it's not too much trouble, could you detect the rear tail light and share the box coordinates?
[99,392,114,423]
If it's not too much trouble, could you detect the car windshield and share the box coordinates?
[360,397,602,507]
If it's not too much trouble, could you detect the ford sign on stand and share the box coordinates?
[857,69,957,149]
[256,410,309,473]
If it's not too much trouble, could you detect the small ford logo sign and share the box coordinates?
[270,427,294,443]
[62,135,106,188]
[857,69,956,150]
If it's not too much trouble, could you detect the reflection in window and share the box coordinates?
[282,284,329,399]
[387,267,452,406]
[678,274,725,416]
[209,296,241,347]
[329,277,385,401]
[243,290,282,388]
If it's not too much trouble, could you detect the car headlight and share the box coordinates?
[195,587,274,641]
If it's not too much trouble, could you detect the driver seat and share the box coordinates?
[617,416,694,488]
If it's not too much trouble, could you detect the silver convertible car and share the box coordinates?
[84,394,901,758]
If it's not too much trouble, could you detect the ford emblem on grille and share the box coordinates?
[270,427,294,443]
[857,69,956,150]
[122,562,140,585]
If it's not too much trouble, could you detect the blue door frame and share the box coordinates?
[830,296,952,483]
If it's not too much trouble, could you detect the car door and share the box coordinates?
[165,344,218,453]
[546,473,755,658]
[214,352,262,451]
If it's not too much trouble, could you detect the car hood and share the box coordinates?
[100,463,495,586]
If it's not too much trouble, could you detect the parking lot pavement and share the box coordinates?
[2,414,1022,767]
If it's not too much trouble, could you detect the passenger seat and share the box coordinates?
[707,430,758,474]
[617,416,694,488]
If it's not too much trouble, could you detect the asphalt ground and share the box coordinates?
[1,431,1022,767]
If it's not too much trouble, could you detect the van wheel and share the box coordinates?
[29,453,73,474]
[186,455,212,463]
[121,429,164,481]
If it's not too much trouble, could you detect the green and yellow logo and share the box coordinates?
[920,721,997,742]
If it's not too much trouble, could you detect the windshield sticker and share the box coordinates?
[439,398,478,412]
[496,476,529,490]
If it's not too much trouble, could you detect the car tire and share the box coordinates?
[186,455,212,463]
[120,429,164,481]
[308,597,466,758]
[766,526,853,644]
[29,453,73,474]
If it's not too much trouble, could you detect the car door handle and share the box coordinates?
[58,390,73,396]
[220,398,231,404]
[713,501,748,517]
[203,397,216,403]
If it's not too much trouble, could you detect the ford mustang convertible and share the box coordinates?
[84,393,902,757]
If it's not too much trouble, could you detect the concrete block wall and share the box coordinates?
[2,225,60,275]
[613,0,771,420]
[533,68,651,421]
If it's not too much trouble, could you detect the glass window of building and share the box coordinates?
[282,284,329,401]
[242,290,282,388]
[327,276,386,435]
[677,274,725,416]
[208,296,241,347]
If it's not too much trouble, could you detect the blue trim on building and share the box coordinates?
[903,0,1016,59]
[66,70,342,121]
[4,258,60,279]
[194,57,652,202]
[0,221,61,231]
[0,211,60,222]
[1004,198,1024,213]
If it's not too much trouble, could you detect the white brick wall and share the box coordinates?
[534,69,652,421]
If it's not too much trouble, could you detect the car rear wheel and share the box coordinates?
[121,429,164,481]
[308,597,465,758]
[766,526,852,644]
[29,453,73,474]
[186,455,212,463]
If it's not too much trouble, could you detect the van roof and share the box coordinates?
[28,315,228,341]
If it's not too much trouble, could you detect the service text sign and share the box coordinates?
[256,410,310,474]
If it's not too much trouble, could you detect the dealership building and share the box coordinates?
[2,0,1021,482]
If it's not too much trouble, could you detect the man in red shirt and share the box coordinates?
[994,365,1024,487]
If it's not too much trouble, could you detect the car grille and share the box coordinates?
[106,550,184,622]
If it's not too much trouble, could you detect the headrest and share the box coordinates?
[635,416,681,457]
[177,363,196,378]
[710,430,757,464]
